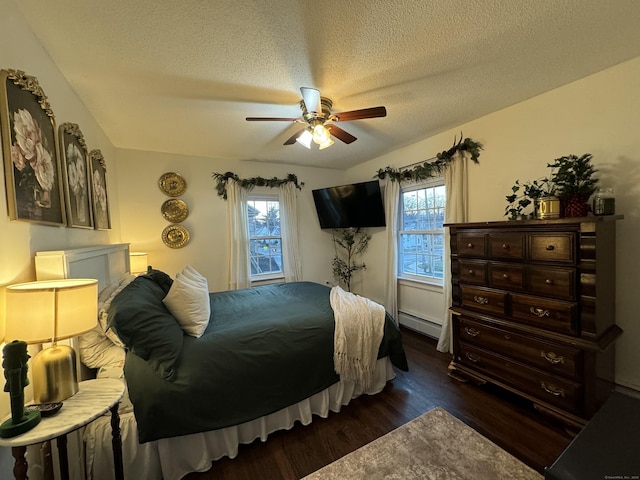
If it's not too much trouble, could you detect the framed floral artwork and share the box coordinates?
[59,122,93,228]
[0,69,65,225]
[89,149,111,230]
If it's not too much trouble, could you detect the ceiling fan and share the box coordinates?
[246,87,387,150]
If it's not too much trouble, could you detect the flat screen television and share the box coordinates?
[312,180,386,229]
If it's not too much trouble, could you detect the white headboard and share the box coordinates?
[35,243,130,291]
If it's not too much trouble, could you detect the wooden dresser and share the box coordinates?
[447,217,622,428]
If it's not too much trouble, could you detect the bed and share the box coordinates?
[34,244,408,480]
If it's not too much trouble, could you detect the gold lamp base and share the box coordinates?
[31,345,79,403]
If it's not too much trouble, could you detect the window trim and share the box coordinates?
[398,176,445,285]
[247,193,284,281]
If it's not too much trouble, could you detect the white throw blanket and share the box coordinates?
[330,286,386,389]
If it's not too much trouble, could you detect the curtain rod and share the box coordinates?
[400,156,437,171]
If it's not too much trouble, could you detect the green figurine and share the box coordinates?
[0,340,41,438]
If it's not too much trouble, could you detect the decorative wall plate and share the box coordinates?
[162,224,190,248]
[158,172,187,197]
[161,198,189,223]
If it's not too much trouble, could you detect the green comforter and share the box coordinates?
[124,281,408,443]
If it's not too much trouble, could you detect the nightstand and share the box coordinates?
[0,378,125,480]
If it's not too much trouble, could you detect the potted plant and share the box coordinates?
[548,153,598,217]
[331,227,370,292]
[505,178,556,220]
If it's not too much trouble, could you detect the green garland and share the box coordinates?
[375,134,483,182]
[212,171,304,199]
[213,134,480,197]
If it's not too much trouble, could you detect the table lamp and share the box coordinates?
[4,279,98,403]
[129,252,149,275]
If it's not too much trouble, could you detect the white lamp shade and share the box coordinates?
[296,129,313,149]
[312,124,331,144]
[319,138,334,150]
[5,279,98,344]
[130,252,149,274]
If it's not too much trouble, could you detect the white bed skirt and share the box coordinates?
[84,357,396,480]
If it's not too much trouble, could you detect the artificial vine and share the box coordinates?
[212,172,304,199]
[375,133,483,183]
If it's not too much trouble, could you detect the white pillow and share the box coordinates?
[78,325,126,369]
[97,273,136,347]
[163,266,210,338]
[78,273,135,369]
[182,265,206,284]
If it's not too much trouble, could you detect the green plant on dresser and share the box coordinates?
[548,153,598,217]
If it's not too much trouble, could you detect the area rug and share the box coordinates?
[302,407,542,480]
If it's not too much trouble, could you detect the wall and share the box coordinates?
[347,56,640,391]
[115,149,346,291]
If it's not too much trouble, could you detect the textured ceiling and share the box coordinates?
[12,0,640,170]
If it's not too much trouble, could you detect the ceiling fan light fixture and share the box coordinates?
[250,87,386,149]
[319,138,334,150]
[312,124,331,145]
[296,129,313,149]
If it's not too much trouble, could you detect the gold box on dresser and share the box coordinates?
[447,216,623,429]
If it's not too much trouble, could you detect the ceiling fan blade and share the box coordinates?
[328,125,357,144]
[331,106,387,122]
[283,128,307,145]
[300,87,322,114]
[246,117,300,122]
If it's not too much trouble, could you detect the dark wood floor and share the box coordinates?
[184,327,573,479]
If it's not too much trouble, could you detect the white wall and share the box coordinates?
[348,56,640,391]
[115,148,345,291]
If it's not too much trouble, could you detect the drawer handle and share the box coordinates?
[468,269,474,275]
[545,279,554,285]
[502,243,509,250]
[464,327,480,337]
[502,273,509,279]
[466,352,481,363]
[541,351,565,365]
[467,242,474,248]
[540,381,565,397]
[530,307,550,318]
[546,245,555,251]
[473,296,489,305]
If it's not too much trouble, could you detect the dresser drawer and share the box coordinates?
[489,262,524,290]
[460,285,506,316]
[458,343,581,413]
[511,293,577,334]
[489,233,525,259]
[527,265,575,300]
[457,233,485,257]
[529,233,575,263]
[458,260,488,284]
[457,317,580,378]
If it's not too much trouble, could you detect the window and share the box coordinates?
[399,178,446,283]
[247,195,283,279]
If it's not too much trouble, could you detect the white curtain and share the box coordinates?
[226,180,250,290]
[383,177,400,322]
[437,150,471,352]
[279,182,302,282]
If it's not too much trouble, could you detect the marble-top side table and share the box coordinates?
[0,378,125,480]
